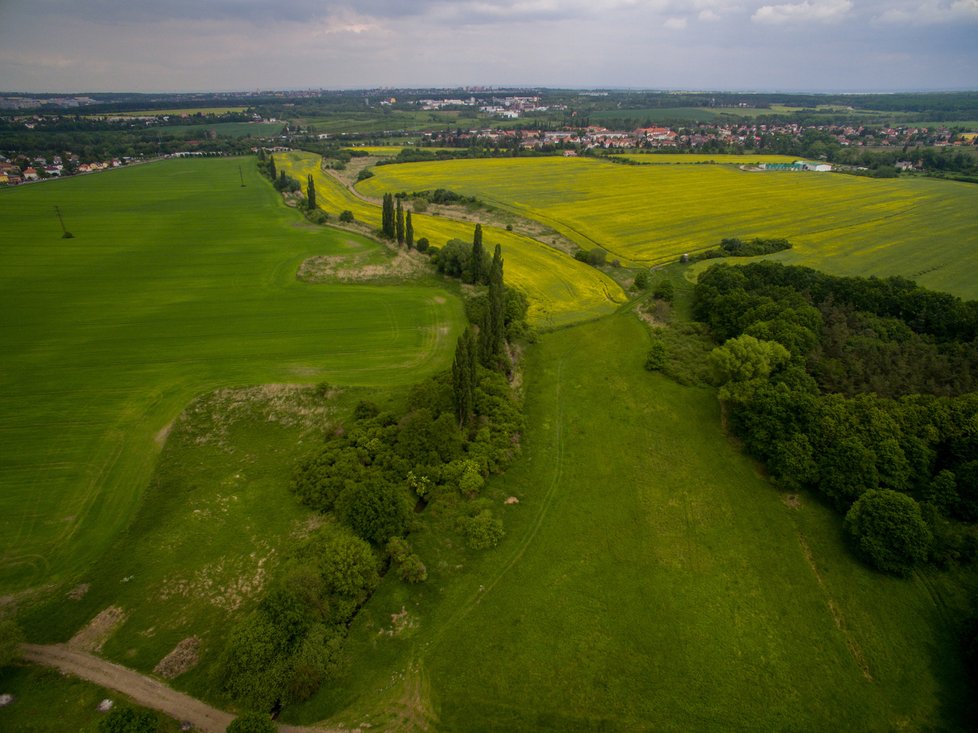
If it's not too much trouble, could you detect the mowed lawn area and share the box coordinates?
[286,312,969,732]
[0,159,465,595]
[359,157,978,299]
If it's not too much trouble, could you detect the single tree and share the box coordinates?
[453,329,476,425]
[381,193,395,239]
[471,224,484,283]
[306,174,316,210]
[268,155,276,180]
[405,210,414,249]
[845,489,931,575]
[485,244,506,363]
[396,198,405,245]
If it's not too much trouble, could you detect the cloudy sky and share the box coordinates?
[1,0,976,93]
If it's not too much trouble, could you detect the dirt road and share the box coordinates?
[19,644,341,733]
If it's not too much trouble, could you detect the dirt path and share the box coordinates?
[19,644,343,733]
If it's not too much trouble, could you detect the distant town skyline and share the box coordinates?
[1,0,977,93]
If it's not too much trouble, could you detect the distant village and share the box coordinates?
[2,91,976,186]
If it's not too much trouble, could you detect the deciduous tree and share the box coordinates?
[845,489,932,575]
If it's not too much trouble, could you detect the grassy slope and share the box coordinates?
[0,159,465,594]
[359,157,978,299]
[285,311,970,731]
[17,383,399,709]
[278,151,625,327]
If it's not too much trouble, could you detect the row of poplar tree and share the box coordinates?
[380,193,415,247]
[453,223,508,426]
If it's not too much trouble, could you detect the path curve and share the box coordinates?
[19,644,342,733]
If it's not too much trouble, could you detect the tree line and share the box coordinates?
[218,226,529,713]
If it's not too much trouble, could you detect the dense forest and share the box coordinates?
[693,262,978,574]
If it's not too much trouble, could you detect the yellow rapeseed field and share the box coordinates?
[358,156,978,299]
[277,152,625,327]
[611,154,806,165]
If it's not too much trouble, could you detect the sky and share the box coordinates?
[0,0,976,93]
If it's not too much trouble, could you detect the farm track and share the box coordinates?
[19,644,343,733]
[428,353,568,648]
[331,164,585,259]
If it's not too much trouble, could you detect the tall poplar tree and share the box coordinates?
[396,198,405,245]
[405,211,414,249]
[379,193,392,239]
[471,224,484,284]
[487,244,505,362]
[268,155,276,180]
[452,329,476,426]
[307,175,316,209]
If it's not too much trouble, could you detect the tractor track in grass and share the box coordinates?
[19,643,344,733]
[429,352,568,648]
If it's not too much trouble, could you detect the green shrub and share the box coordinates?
[645,339,667,371]
[339,210,354,223]
[464,509,504,550]
[98,706,159,733]
[227,712,276,733]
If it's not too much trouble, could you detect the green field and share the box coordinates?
[0,159,466,595]
[19,382,382,707]
[277,151,625,327]
[0,666,182,732]
[281,311,970,731]
[358,157,978,298]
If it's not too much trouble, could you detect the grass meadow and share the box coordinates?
[279,310,971,731]
[277,151,625,327]
[17,382,392,709]
[0,158,465,596]
[358,157,978,299]
[0,666,182,732]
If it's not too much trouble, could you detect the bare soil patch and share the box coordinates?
[69,606,127,653]
[155,421,174,447]
[158,550,273,612]
[182,384,339,449]
[153,636,201,679]
[298,250,429,284]
[781,494,802,509]
[67,583,90,600]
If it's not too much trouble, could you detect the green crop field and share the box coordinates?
[358,157,978,299]
[280,311,970,731]
[0,159,466,595]
[277,151,625,327]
